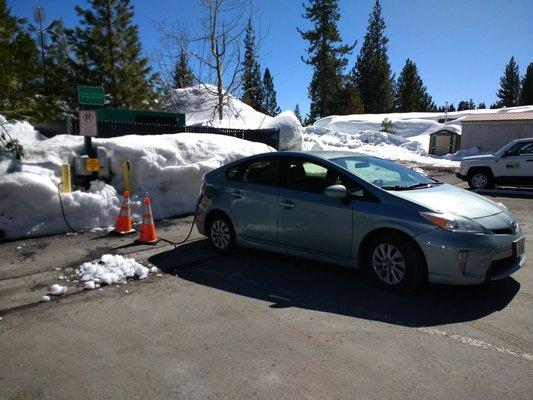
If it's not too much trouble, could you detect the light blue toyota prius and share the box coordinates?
[195,151,526,292]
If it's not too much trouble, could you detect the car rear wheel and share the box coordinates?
[366,232,426,292]
[208,214,235,253]
[468,170,494,190]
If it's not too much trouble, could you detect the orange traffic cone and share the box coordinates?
[112,191,135,235]
[135,196,159,244]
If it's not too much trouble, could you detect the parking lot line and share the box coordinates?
[417,327,533,361]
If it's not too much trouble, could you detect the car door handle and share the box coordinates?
[229,190,242,198]
[280,200,295,209]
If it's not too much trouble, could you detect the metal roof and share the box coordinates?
[462,111,533,122]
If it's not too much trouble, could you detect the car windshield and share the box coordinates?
[330,156,439,190]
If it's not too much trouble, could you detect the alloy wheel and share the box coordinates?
[372,243,406,285]
[471,173,488,189]
[211,219,230,250]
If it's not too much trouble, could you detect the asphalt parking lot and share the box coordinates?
[0,173,532,399]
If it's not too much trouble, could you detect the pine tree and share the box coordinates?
[298,0,354,122]
[262,68,280,116]
[351,0,393,113]
[43,19,79,111]
[477,102,486,109]
[294,104,302,123]
[336,81,364,114]
[72,0,157,108]
[174,50,193,88]
[0,0,40,119]
[241,19,264,112]
[489,102,499,109]
[519,62,533,106]
[448,103,456,112]
[496,56,520,107]
[457,99,475,111]
[393,59,435,112]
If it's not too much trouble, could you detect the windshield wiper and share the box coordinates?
[382,182,442,191]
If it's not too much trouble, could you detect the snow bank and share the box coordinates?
[75,254,150,287]
[302,125,457,167]
[303,105,533,167]
[0,115,46,145]
[165,84,302,150]
[168,84,271,129]
[262,111,303,151]
[0,127,273,239]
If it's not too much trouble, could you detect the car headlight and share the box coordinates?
[419,211,486,233]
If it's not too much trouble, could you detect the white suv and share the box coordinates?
[456,138,533,189]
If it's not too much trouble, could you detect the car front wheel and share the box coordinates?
[468,171,494,190]
[208,214,236,253]
[366,232,426,292]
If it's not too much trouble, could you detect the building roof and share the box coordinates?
[462,111,533,122]
[429,128,460,135]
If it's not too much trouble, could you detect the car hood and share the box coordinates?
[461,154,496,162]
[390,184,503,219]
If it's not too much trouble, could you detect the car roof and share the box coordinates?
[510,137,533,143]
[282,150,367,160]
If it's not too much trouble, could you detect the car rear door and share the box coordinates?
[277,157,353,259]
[225,156,280,244]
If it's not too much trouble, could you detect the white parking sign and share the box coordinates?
[79,110,97,137]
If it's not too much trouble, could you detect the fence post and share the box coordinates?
[61,164,72,193]
[122,160,132,193]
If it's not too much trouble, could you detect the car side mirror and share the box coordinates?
[324,184,347,199]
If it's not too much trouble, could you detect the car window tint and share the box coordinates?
[239,158,279,186]
[226,165,240,180]
[518,142,533,155]
[345,159,402,187]
[288,160,344,193]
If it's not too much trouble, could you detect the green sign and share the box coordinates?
[77,86,105,105]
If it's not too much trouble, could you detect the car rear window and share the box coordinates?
[226,158,279,187]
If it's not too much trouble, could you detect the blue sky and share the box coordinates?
[9,0,533,116]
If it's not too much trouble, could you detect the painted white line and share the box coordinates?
[417,327,533,361]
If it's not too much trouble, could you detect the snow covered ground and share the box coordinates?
[303,105,533,168]
[0,119,273,239]
[2,83,532,240]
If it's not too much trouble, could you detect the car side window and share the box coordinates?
[507,142,533,156]
[287,159,367,199]
[517,142,533,155]
[227,158,279,187]
[288,160,333,193]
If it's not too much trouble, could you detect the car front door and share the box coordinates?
[225,156,280,244]
[277,157,353,259]
[498,141,533,177]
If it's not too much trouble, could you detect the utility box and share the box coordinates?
[72,147,110,188]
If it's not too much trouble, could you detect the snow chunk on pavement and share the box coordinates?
[75,254,151,289]
[41,295,51,302]
[50,284,67,296]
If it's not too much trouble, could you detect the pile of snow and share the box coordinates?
[263,111,304,151]
[0,115,46,144]
[75,254,151,288]
[168,84,270,129]
[303,105,533,168]
[49,284,67,296]
[0,123,273,239]
[165,84,303,150]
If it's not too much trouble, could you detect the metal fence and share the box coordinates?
[34,118,280,149]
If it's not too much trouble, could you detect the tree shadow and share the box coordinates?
[148,240,520,328]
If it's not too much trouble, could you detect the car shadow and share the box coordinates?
[148,240,520,328]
